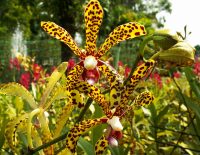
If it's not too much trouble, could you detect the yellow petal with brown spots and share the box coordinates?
[66,64,84,91]
[66,118,107,153]
[41,21,84,58]
[98,61,123,108]
[133,91,154,107]
[114,60,155,116]
[85,0,103,55]
[74,81,112,117]
[95,135,108,155]
[96,22,146,58]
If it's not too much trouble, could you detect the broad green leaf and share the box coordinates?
[54,102,74,138]
[39,62,68,108]
[78,137,95,155]
[149,103,157,124]
[0,83,37,109]
[43,86,69,111]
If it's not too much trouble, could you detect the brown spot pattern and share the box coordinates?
[41,21,84,58]
[74,80,111,117]
[98,62,123,108]
[85,0,103,55]
[96,22,147,58]
[66,118,105,153]
[134,91,154,106]
[95,135,109,154]
[114,60,155,116]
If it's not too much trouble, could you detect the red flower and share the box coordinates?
[173,71,181,78]
[32,64,43,81]
[20,72,31,89]
[125,67,131,77]
[117,61,123,67]
[150,72,162,88]
[193,61,200,75]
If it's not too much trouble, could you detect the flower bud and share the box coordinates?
[154,41,195,67]
[153,29,182,50]
[108,137,118,147]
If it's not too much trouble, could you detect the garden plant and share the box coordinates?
[0,0,199,155]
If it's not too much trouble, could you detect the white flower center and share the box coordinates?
[107,116,123,131]
[83,56,98,70]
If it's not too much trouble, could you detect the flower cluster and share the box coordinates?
[8,54,54,89]
[41,0,155,154]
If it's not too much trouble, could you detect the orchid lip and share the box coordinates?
[107,116,123,131]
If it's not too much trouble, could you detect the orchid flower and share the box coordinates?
[41,0,146,85]
[59,59,155,154]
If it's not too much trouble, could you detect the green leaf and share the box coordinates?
[91,104,106,146]
[78,137,95,155]
[149,103,157,124]
[39,62,68,108]
[156,104,170,123]
[109,146,128,155]
[0,83,37,109]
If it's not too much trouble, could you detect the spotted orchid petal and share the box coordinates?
[96,22,146,58]
[98,61,123,108]
[66,118,108,153]
[41,21,84,58]
[95,135,109,155]
[133,91,154,107]
[74,81,112,117]
[66,64,84,90]
[70,89,85,108]
[114,60,155,116]
[85,0,103,55]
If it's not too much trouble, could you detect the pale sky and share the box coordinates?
[158,0,200,46]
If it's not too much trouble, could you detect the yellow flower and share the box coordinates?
[41,0,146,84]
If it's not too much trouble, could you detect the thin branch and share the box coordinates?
[76,97,93,123]
[28,131,68,155]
